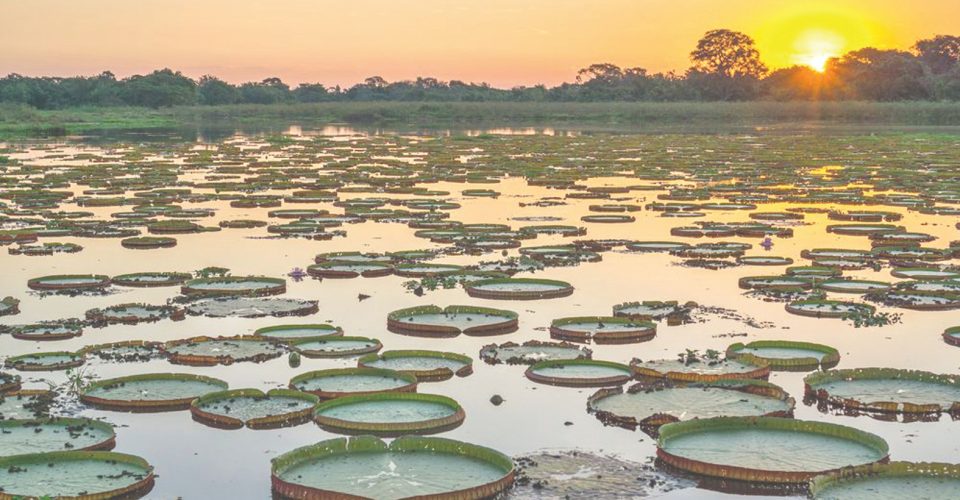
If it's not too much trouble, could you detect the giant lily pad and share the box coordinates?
[526,359,633,387]
[271,436,514,499]
[4,351,84,372]
[479,340,592,365]
[313,392,465,436]
[27,274,110,292]
[809,461,960,499]
[0,451,154,499]
[289,368,418,400]
[726,340,840,371]
[184,297,319,318]
[657,417,889,485]
[549,316,656,344]
[181,276,286,297]
[0,418,116,456]
[465,278,574,300]
[163,335,284,366]
[290,336,383,358]
[191,388,319,429]
[387,305,518,337]
[804,368,960,416]
[358,351,473,382]
[631,358,770,382]
[254,323,343,341]
[588,380,794,434]
[80,373,228,411]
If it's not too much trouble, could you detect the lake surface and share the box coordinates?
[1,124,959,498]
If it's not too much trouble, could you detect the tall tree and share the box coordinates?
[826,48,929,100]
[121,69,197,108]
[689,29,767,78]
[198,75,238,105]
[915,35,960,74]
[688,29,767,100]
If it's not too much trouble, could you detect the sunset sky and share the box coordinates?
[2,0,959,87]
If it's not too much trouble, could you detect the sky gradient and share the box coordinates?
[2,0,959,87]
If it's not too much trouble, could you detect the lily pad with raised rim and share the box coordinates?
[313,392,465,436]
[0,451,154,499]
[191,388,319,429]
[271,436,514,500]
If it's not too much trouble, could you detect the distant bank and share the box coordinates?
[4,101,960,140]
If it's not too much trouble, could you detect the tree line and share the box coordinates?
[2,30,959,109]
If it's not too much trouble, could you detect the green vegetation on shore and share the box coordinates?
[4,101,960,140]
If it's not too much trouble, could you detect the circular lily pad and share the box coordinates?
[631,358,770,383]
[550,316,657,344]
[291,336,383,358]
[181,276,286,297]
[827,224,903,236]
[739,275,813,291]
[307,261,394,279]
[588,380,795,433]
[890,267,960,281]
[394,263,464,278]
[313,392,465,436]
[271,436,514,499]
[785,300,875,319]
[809,461,960,499]
[79,373,228,411]
[526,359,633,387]
[184,297,319,318]
[737,256,794,266]
[657,417,888,484]
[254,323,343,341]
[121,236,177,249]
[818,279,891,294]
[944,326,960,347]
[163,336,284,366]
[387,305,518,337]
[85,303,178,325]
[726,341,840,371]
[80,341,163,363]
[581,214,635,223]
[289,368,418,400]
[4,351,84,372]
[626,241,692,253]
[465,278,574,300]
[358,351,473,382]
[191,388,319,429]
[866,290,960,310]
[6,322,83,341]
[804,368,960,415]
[8,242,82,256]
[613,301,689,321]
[27,274,111,292]
[111,271,192,287]
[480,340,592,365]
[0,417,116,455]
[0,451,154,499]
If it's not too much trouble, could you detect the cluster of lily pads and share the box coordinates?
[3,131,960,498]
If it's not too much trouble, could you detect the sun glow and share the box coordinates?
[791,30,844,71]
[753,4,894,74]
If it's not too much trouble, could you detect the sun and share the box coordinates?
[752,4,891,73]
[791,29,844,71]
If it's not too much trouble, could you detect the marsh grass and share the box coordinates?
[4,101,960,139]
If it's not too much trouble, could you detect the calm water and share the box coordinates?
[1,125,959,499]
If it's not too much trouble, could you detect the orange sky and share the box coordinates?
[1,0,958,87]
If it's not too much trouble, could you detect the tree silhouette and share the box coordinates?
[914,35,960,74]
[689,29,767,78]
